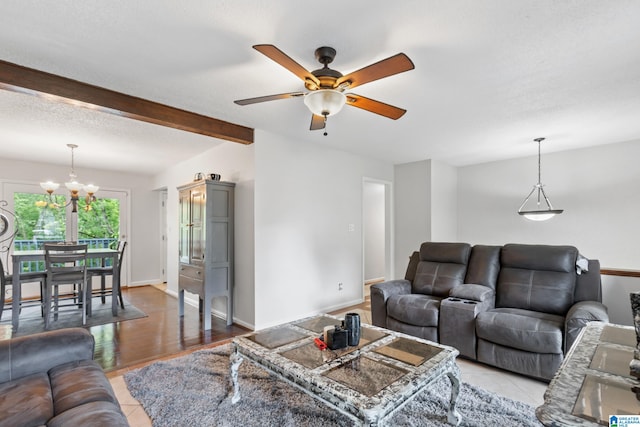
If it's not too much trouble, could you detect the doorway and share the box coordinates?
[362,178,393,299]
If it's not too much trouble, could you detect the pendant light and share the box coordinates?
[38,144,99,213]
[517,137,563,221]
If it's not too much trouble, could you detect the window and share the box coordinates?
[5,184,127,274]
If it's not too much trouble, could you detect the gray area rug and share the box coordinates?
[125,345,543,427]
[3,296,147,337]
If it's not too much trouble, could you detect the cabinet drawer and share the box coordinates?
[179,275,204,295]
[179,264,203,280]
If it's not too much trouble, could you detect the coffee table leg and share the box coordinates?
[362,408,381,426]
[446,364,462,426]
[229,349,244,404]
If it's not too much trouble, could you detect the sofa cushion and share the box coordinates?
[501,244,578,272]
[496,244,578,315]
[465,245,501,290]
[0,372,53,427]
[387,294,441,327]
[49,360,119,416]
[47,400,129,427]
[387,318,438,342]
[412,242,471,296]
[476,308,564,354]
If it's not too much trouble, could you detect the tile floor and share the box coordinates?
[111,303,547,426]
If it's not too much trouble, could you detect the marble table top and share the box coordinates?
[231,314,461,425]
[536,322,640,426]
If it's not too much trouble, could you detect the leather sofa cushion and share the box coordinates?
[49,360,120,416]
[387,318,438,342]
[501,244,578,272]
[497,244,578,315]
[387,294,441,327]
[413,262,468,296]
[420,242,471,264]
[497,268,575,315]
[413,242,471,296]
[404,251,420,281]
[0,372,53,427]
[476,308,564,354]
[465,245,501,289]
[48,400,129,427]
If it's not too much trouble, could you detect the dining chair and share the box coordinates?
[0,257,47,321]
[43,243,89,328]
[87,240,126,310]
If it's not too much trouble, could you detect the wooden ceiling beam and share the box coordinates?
[0,59,254,145]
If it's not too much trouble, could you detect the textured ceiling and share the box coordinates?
[1,1,639,174]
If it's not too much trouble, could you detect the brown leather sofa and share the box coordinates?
[0,328,128,427]
[371,242,608,381]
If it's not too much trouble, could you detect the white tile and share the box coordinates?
[457,358,547,407]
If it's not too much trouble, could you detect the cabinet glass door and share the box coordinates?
[178,190,191,263]
[190,188,205,265]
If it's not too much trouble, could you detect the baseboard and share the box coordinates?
[162,287,254,330]
[128,279,163,287]
[322,298,365,314]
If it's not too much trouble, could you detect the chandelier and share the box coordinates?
[517,137,563,221]
[37,144,99,213]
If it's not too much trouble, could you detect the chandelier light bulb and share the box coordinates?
[36,144,99,212]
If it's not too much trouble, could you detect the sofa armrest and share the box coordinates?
[564,301,609,353]
[370,279,412,328]
[450,284,495,304]
[0,328,94,383]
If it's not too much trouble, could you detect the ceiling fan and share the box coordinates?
[234,44,415,133]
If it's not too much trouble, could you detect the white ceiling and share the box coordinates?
[1,1,639,175]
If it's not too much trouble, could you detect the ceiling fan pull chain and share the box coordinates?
[323,115,329,136]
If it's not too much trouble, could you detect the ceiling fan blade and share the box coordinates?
[345,94,407,120]
[310,114,326,130]
[234,92,304,106]
[335,53,414,90]
[253,44,320,88]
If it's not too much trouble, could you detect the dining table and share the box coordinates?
[11,247,120,332]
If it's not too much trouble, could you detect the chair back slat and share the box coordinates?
[44,244,88,283]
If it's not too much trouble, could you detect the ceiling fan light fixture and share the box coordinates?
[303,89,346,117]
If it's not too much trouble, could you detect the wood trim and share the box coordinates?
[0,59,254,145]
[601,268,640,278]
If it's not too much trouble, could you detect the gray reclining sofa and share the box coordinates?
[371,242,608,381]
[0,328,129,427]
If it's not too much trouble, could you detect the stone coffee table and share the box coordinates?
[229,314,462,426]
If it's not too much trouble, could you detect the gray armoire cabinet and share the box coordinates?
[177,180,234,329]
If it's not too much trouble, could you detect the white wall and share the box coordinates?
[253,130,394,330]
[152,141,255,327]
[0,157,161,286]
[458,139,640,268]
[363,181,385,282]
[393,159,459,278]
[394,160,431,278]
[430,160,458,242]
[457,139,640,325]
